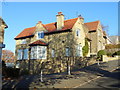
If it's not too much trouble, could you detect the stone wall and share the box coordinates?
[15,18,91,74]
[89,31,97,55]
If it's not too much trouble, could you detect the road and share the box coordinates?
[77,61,120,88]
[2,59,120,89]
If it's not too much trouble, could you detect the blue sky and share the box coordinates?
[2,2,118,53]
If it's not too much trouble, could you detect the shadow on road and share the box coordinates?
[2,60,120,89]
[80,63,120,80]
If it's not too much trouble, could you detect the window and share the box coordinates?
[51,49,55,57]
[31,46,37,59]
[76,29,80,37]
[21,39,26,44]
[17,49,23,60]
[76,45,82,56]
[37,31,44,39]
[17,49,28,60]
[31,46,47,59]
[37,46,47,59]
[66,47,70,56]
[23,49,28,59]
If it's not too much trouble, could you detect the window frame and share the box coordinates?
[51,49,55,58]
[30,46,47,60]
[31,46,37,59]
[76,44,82,57]
[66,47,70,57]
[17,48,29,60]
[37,46,47,59]
[76,28,80,37]
[37,31,44,39]
[23,48,28,59]
[17,49,23,60]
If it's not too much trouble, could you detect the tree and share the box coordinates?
[2,50,15,63]
[82,39,89,56]
[101,24,109,35]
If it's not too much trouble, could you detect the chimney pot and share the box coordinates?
[38,21,42,24]
[78,15,84,19]
[58,12,62,15]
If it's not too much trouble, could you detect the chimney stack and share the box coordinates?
[78,15,84,24]
[35,21,43,32]
[56,12,64,30]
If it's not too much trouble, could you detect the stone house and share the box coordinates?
[85,21,107,55]
[0,17,8,89]
[14,12,107,74]
[0,17,8,45]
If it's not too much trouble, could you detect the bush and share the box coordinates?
[82,39,89,56]
[106,52,113,57]
[2,67,20,78]
[97,50,106,60]
[112,51,120,56]
[2,60,6,68]
[20,69,29,75]
[105,44,120,49]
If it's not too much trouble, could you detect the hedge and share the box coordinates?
[112,51,120,56]
[97,50,106,60]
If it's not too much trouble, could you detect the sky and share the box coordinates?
[1,2,118,53]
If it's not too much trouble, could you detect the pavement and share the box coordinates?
[2,59,120,89]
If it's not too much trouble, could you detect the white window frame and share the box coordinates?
[31,46,37,59]
[76,44,82,57]
[30,46,47,60]
[37,31,44,39]
[37,46,47,59]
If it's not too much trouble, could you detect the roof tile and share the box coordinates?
[29,40,47,46]
[15,18,78,39]
[84,21,100,31]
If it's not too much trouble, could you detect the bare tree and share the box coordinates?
[101,24,109,36]
[2,50,15,63]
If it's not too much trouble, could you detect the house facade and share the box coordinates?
[15,12,107,74]
[0,17,8,89]
[0,17,8,61]
[85,21,107,55]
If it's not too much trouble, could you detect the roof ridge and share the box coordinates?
[24,26,35,30]
[43,17,78,26]
[85,20,100,24]
[64,17,78,22]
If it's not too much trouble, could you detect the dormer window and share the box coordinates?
[37,31,44,39]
